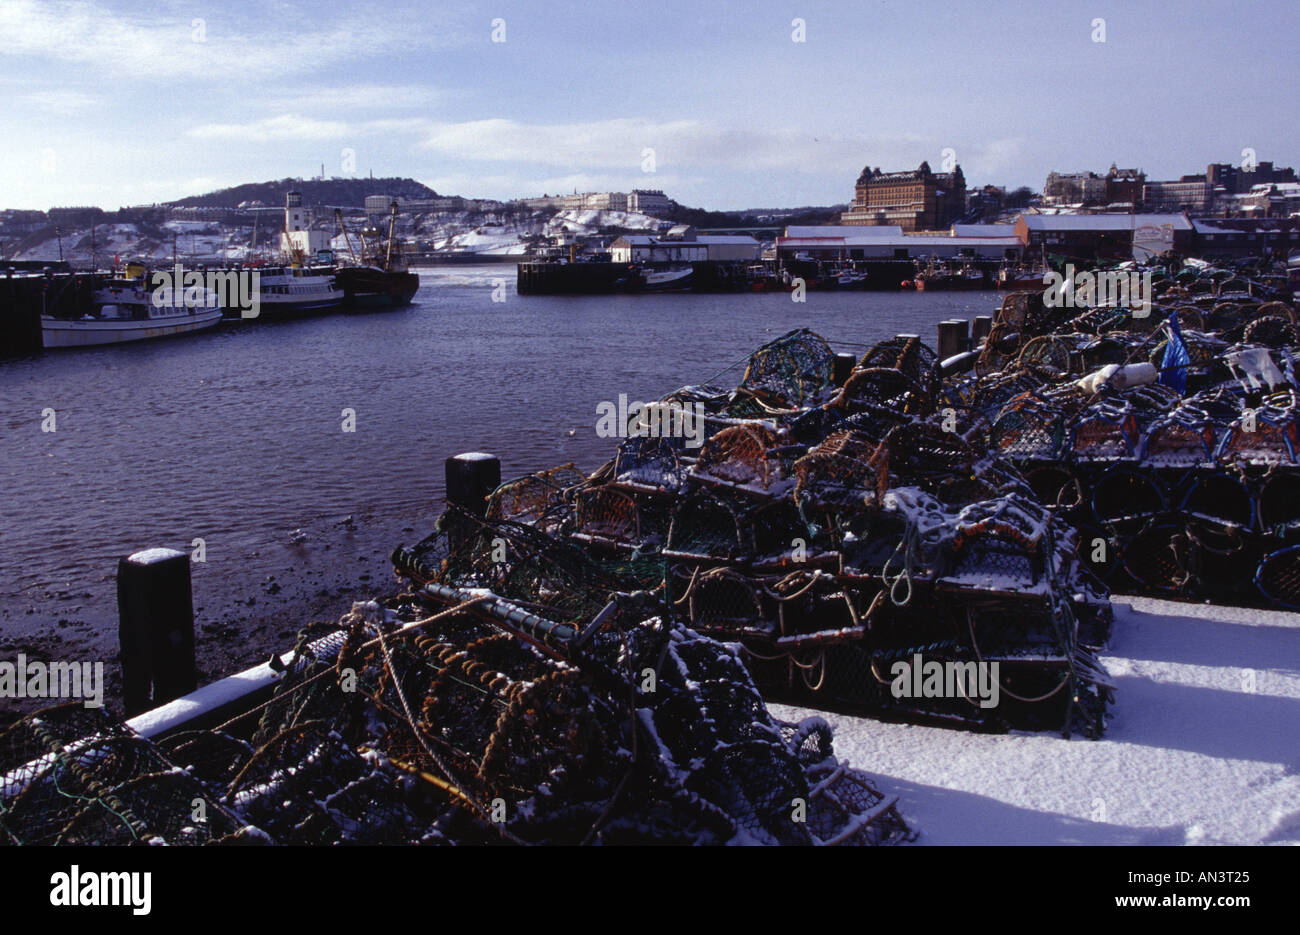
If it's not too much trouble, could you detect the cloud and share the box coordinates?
[0,0,469,79]
[417,117,928,174]
[20,89,100,113]
[259,85,448,114]
[185,114,436,142]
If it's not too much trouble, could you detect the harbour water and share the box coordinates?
[0,265,1002,708]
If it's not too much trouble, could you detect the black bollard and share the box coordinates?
[972,315,993,344]
[117,547,196,715]
[833,352,857,385]
[937,320,969,359]
[445,452,501,516]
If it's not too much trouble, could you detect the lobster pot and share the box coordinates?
[689,422,790,493]
[839,509,913,578]
[990,398,1066,462]
[1021,463,1084,510]
[1255,544,1300,609]
[875,421,977,494]
[942,531,1042,596]
[1121,518,1190,595]
[1218,409,1300,466]
[1257,472,1300,533]
[1016,335,1078,376]
[613,435,688,492]
[1091,465,1166,524]
[1186,521,1262,604]
[486,467,583,528]
[673,566,770,641]
[830,367,933,420]
[1071,401,1140,462]
[971,372,1039,420]
[663,491,745,562]
[571,485,659,552]
[1242,315,1299,348]
[964,600,1070,664]
[1141,412,1221,467]
[1179,470,1255,531]
[740,328,835,407]
[793,429,881,514]
[857,335,940,400]
[747,498,815,567]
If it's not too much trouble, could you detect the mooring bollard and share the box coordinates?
[833,352,857,385]
[972,315,993,344]
[937,320,969,359]
[117,547,196,716]
[446,452,501,517]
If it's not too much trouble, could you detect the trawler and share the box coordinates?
[331,201,419,309]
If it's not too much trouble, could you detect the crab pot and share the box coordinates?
[117,547,196,715]
[1257,473,1300,533]
[664,492,745,561]
[1186,521,1261,602]
[1180,470,1255,531]
[1121,518,1191,596]
[1091,466,1166,525]
[572,486,644,551]
[1255,544,1300,609]
[1022,463,1083,511]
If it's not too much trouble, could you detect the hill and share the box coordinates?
[167,176,438,209]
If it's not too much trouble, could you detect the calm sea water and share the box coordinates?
[0,266,1002,658]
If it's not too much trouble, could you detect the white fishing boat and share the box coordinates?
[41,275,223,348]
[250,265,345,317]
[638,265,694,291]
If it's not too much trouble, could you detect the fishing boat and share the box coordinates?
[997,266,1048,292]
[637,265,694,291]
[332,203,419,310]
[41,269,223,348]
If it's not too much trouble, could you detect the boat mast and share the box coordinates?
[336,208,359,264]
[385,200,398,269]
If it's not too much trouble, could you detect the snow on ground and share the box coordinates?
[775,597,1300,845]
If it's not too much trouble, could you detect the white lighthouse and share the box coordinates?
[279,191,331,260]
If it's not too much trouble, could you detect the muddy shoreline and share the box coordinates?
[0,510,430,727]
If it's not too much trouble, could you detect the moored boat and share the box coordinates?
[637,265,694,291]
[41,271,223,348]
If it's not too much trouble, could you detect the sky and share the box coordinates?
[0,0,1296,211]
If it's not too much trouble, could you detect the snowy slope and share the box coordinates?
[775,597,1300,845]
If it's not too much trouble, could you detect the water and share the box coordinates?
[0,266,1001,683]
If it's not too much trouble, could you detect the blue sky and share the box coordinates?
[1,0,1296,210]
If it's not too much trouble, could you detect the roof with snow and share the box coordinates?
[1018,213,1191,231]
[784,225,904,238]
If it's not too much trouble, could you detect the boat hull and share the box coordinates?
[334,267,420,310]
[42,308,224,348]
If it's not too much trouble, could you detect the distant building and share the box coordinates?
[47,206,106,226]
[610,226,759,263]
[1014,213,1192,260]
[1143,176,1211,213]
[841,162,966,231]
[1239,182,1300,217]
[1044,165,1145,207]
[1208,160,1296,196]
[966,185,1006,219]
[775,223,1021,262]
[1191,217,1300,255]
[627,189,671,216]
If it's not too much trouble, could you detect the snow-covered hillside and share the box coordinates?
[8,206,667,264]
[777,597,1300,845]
